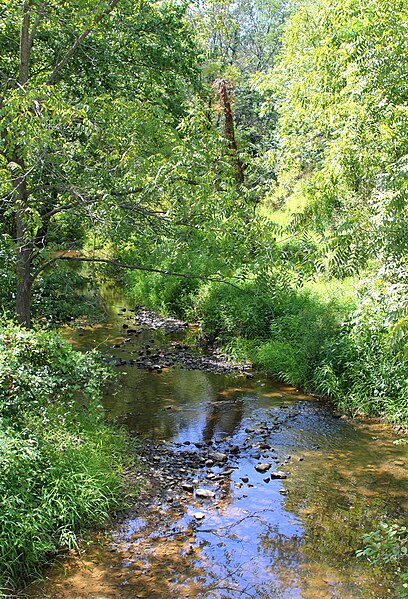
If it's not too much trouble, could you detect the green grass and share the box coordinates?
[0,323,131,592]
[124,260,408,427]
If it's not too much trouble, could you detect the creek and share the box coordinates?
[26,284,407,599]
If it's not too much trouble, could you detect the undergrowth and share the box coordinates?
[0,323,129,592]
[124,265,408,427]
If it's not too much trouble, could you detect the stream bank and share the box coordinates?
[24,285,407,599]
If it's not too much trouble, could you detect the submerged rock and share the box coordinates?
[193,512,206,520]
[196,488,215,499]
[210,452,227,463]
[255,463,271,473]
[270,471,288,479]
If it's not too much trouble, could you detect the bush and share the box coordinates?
[0,323,128,591]
[357,522,408,597]
[313,279,408,423]
[31,265,102,325]
[247,279,355,387]
[194,278,275,342]
[0,324,107,419]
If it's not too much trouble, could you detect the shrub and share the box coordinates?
[246,279,354,387]
[193,278,275,342]
[313,279,408,422]
[0,323,128,591]
[357,522,408,597]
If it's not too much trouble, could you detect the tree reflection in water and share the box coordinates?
[27,288,407,599]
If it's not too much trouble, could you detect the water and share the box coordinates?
[26,285,407,598]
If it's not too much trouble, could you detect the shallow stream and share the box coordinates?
[27,285,407,598]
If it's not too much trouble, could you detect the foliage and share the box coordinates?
[0,0,203,326]
[357,522,408,597]
[0,232,15,318]
[194,278,275,342]
[32,266,102,325]
[190,0,288,190]
[314,278,408,419]
[357,522,407,566]
[0,324,104,417]
[114,99,278,318]
[0,323,128,590]
[260,0,408,278]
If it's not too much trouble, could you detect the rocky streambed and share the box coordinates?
[27,288,407,599]
[134,412,298,513]
[109,308,253,376]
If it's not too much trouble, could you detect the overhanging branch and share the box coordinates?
[57,256,243,290]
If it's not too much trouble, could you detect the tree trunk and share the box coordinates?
[12,149,33,327]
[16,272,33,329]
[13,2,33,327]
[15,213,33,328]
[216,79,245,186]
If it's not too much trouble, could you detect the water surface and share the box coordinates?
[26,285,407,598]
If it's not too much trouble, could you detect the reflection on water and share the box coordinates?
[27,285,407,599]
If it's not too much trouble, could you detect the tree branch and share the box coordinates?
[29,3,46,52]
[19,2,31,86]
[56,256,243,290]
[39,187,146,219]
[39,189,198,229]
[30,244,82,282]
[46,0,122,85]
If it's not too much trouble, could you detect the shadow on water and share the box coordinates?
[25,284,407,599]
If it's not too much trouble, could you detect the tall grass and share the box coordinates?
[0,324,129,591]
[125,263,408,426]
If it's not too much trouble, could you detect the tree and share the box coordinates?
[264,0,408,277]
[213,78,245,185]
[190,0,287,162]
[0,0,203,327]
